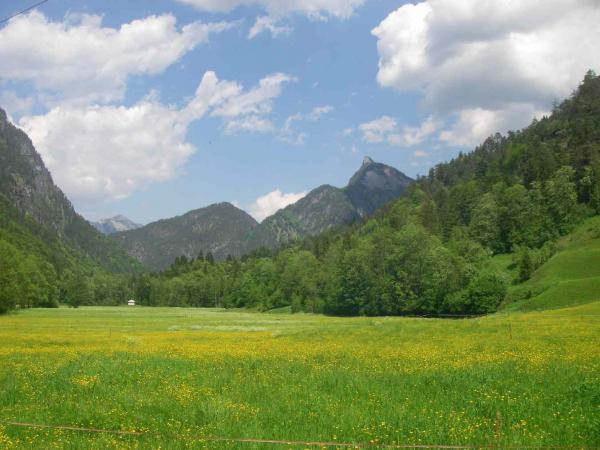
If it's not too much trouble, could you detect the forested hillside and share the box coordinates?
[121,71,600,315]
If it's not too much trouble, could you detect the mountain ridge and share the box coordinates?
[112,202,259,270]
[113,158,413,270]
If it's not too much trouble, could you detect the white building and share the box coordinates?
[128,299,136,306]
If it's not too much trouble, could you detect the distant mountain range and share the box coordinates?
[114,156,413,270]
[92,215,142,234]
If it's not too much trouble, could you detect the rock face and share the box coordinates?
[92,215,142,234]
[244,157,413,250]
[344,157,414,216]
[0,108,70,233]
[112,203,258,271]
[0,107,138,272]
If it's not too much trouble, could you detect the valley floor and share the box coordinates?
[0,305,599,448]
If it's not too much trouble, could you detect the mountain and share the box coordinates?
[345,156,415,216]
[92,215,142,234]
[245,157,413,250]
[0,108,140,273]
[112,157,413,270]
[112,203,258,270]
[245,184,360,249]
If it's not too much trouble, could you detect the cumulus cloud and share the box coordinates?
[248,189,307,222]
[248,16,292,38]
[372,0,600,146]
[0,11,234,106]
[359,115,438,146]
[20,102,195,202]
[19,71,293,202]
[440,105,549,148]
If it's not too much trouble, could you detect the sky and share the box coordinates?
[0,0,599,224]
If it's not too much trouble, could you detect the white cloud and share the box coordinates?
[18,71,293,202]
[248,189,307,222]
[413,149,428,158]
[359,115,397,143]
[339,127,354,137]
[20,102,195,203]
[440,105,549,148]
[359,115,438,146]
[248,16,292,39]
[176,0,364,20]
[225,115,275,134]
[372,0,600,146]
[0,11,234,106]
[211,73,296,117]
[306,105,333,121]
[387,115,439,146]
[279,113,307,145]
[277,105,332,145]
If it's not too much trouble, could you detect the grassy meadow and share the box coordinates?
[501,217,600,313]
[0,304,599,449]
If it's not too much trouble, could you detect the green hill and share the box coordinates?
[503,216,600,311]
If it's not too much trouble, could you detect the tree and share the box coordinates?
[62,270,93,308]
[545,166,578,234]
[517,247,534,282]
[445,271,507,314]
[469,193,501,252]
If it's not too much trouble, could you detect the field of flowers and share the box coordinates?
[0,304,599,449]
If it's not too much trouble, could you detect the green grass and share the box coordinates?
[503,216,600,312]
[0,304,599,449]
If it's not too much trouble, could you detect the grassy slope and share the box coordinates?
[0,305,598,448]
[501,216,600,312]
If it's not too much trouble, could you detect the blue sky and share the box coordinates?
[1,0,598,223]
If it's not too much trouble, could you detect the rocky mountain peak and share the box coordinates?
[92,215,142,235]
[345,158,413,216]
